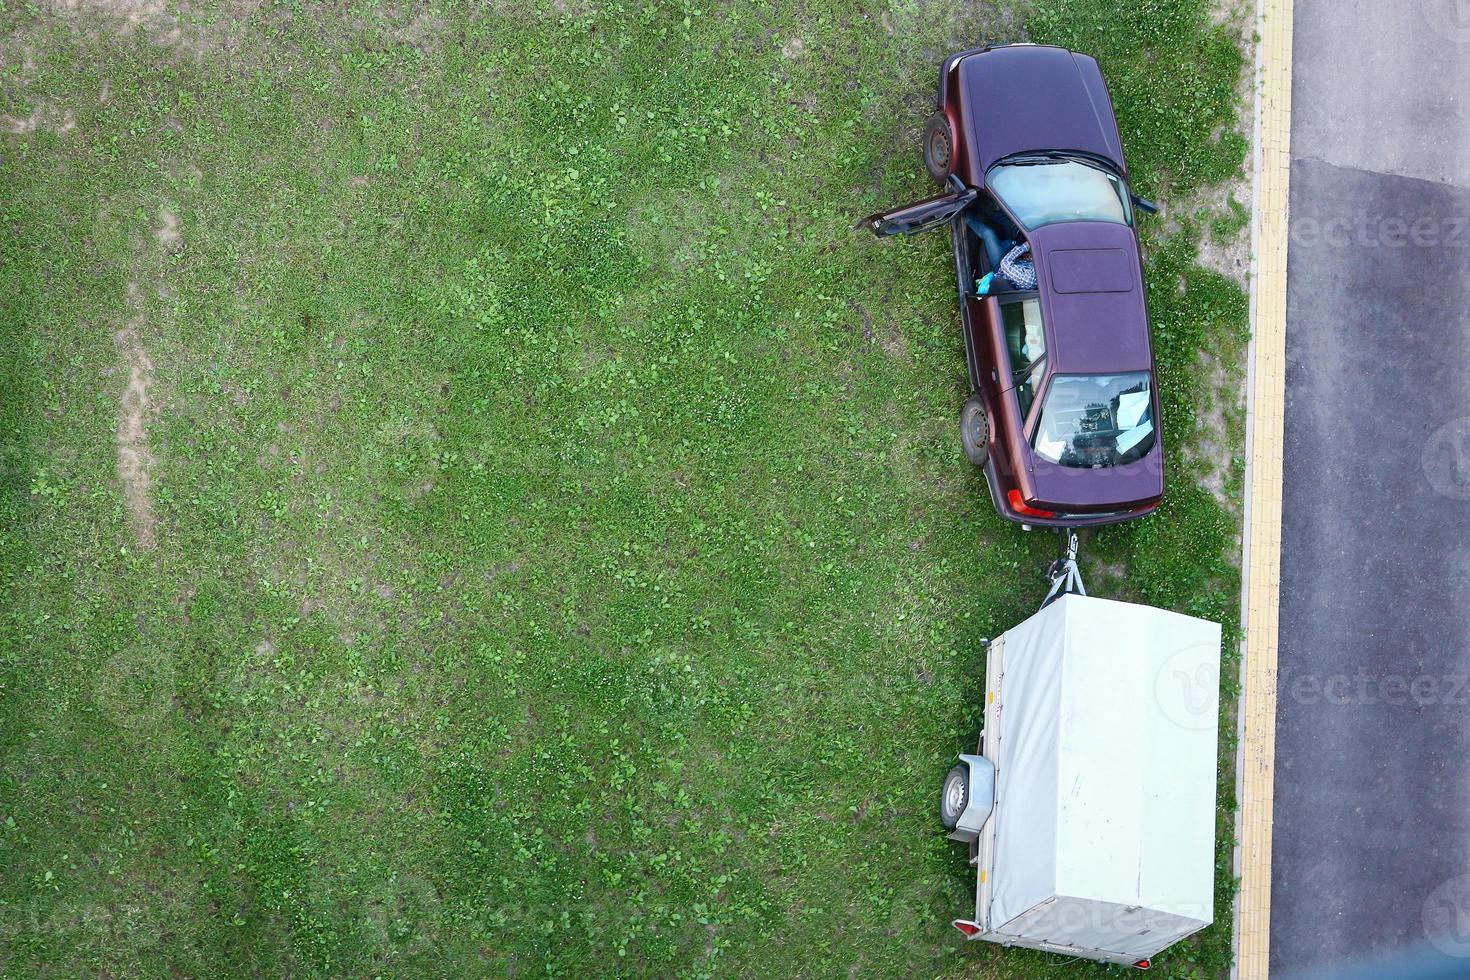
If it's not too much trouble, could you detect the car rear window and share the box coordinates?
[1033,373,1155,467]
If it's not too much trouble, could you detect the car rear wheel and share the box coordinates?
[960,396,989,466]
[941,762,970,831]
[923,112,955,183]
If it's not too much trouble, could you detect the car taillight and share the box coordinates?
[1007,489,1055,519]
[1132,959,1152,971]
[952,919,982,937]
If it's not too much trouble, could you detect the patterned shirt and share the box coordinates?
[998,243,1037,291]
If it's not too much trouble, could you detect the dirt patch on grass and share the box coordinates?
[93,638,176,728]
[114,287,157,550]
[396,8,447,51]
[46,0,168,27]
[111,207,187,548]
[1171,0,1252,515]
[1193,0,1255,283]
[876,319,910,360]
[1,111,42,135]
[40,0,264,55]
[1190,352,1243,511]
[1190,182,1251,281]
[623,185,711,275]
[43,0,179,45]
[2,106,77,135]
[155,208,182,247]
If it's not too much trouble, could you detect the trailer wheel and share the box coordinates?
[940,762,970,831]
[960,397,989,466]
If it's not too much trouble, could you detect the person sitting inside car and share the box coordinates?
[965,214,1036,295]
[981,242,1037,294]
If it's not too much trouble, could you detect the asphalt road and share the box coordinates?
[1271,1,1470,977]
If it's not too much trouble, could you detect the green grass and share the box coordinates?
[0,0,1248,976]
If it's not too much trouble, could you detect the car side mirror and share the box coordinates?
[1131,194,1159,216]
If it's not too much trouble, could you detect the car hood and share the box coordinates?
[962,46,1126,174]
[1030,220,1152,375]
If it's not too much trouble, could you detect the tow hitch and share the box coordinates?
[1041,529,1086,608]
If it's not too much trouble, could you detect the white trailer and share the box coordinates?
[940,579,1222,970]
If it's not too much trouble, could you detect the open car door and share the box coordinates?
[854,188,977,237]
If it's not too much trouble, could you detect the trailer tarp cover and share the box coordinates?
[987,594,1220,957]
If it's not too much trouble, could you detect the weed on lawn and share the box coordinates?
[1,0,1247,975]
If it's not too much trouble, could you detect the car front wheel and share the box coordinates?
[923,112,955,183]
[940,762,970,831]
[960,397,989,466]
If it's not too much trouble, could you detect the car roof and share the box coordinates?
[1028,221,1152,375]
[960,46,1127,174]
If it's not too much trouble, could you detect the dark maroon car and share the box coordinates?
[858,44,1164,528]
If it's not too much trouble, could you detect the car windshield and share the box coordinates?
[987,157,1132,230]
[1033,373,1155,468]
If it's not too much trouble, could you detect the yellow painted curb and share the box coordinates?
[1234,0,1292,976]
